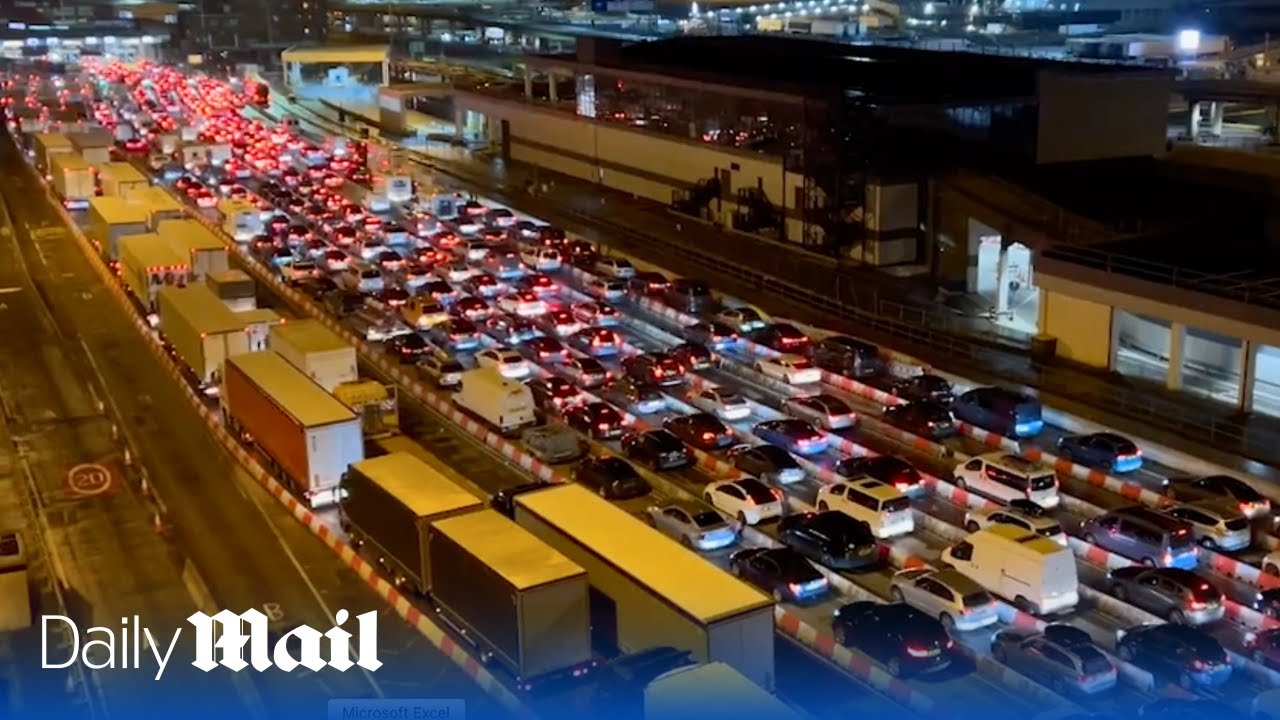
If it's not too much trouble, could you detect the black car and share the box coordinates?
[593,647,697,714]
[489,481,555,518]
[526,376,581,417]
[726,443,805,484]
[565,402,627,440]
[385,332,429,363]
[1116,624,1231,690]
[322,289,366,317]
[778,511,879,571]
[753,323,811,354]
[890,373,954,405]
[882,401,955,439]
[832,602,953,677]
[833,455,923,494]
[622,352,685,387]
[1168,474,1271,518]
[620,429,691,471]
[728,547,830,602]
[667,342,716,372]
[572,457,650,500]
[663,413,734,450]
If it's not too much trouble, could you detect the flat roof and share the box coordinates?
[50,153,89,170]
[515,484,772,624]
[128,186,184,210]
[431,509,585,591]
[235,308,282,325]
[269,318,349,354]
[157,219,223,252]
[120,232,186,269]
[158,285,244,335]
[99,161,147,181]
[350,452,481,518]
[281,44,390,65]
[227,351,356,427]
[90,195,149,225]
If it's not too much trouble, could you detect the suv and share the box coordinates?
[416,352,464,389]
[953,453,1060,508]
[953,386,1044,438]
[1081,506,1199,569]
[620,429,692,470]
[816,476,914,539]
[812,336,882,379]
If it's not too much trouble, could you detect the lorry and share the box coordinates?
[49,152,95,209]
[119,233,190,317]
[0,532,33,632]
[97,161,149,197]
[453,368,535,436]
[642,663,800,720]
[940,524,1080,615]
[156,219,229,281]
[428,509,595,689]
[87,197,150,263]
[267,319,357,393]
[67,130,114,166]
[338,451,483,595]
[235,308,283,352]
[33,132,73,174]
[126,186,186,229]
[206,270,256,312]
[332,380,400,439]
[217,199,263,242]
[157,285,250,394]
[221,351,364,507]
[513,484,776,690]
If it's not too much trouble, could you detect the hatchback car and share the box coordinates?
[1057,432,1144,474]
[778,511,879,570]
[753,419,828,456]
[668,342,717,372]
[889,567,999,632]
[475,347,531,380]
[664,413,734,450]
[572,456,650,499]
[1162,500,1252,551]
[704,477,784,525]
[726,443,806,485]
[1168,474,1272,519]
[622,352,685,387]
[729,547,829,602]
[1107,567,1225,625]
[783,394,857,431]
[645,501,736,551]
[991,624,1118,696]
[716,306,767,334]
[833,455,923,495]
[621,429,692,471]
[562,357,609,389]
[882,401,956,439]
[1116,624,1231,689]
[963,499,1067,545]
[526,376,583,417]
[832,602,954,678]
[689,387,752,422]
[565,401,628,440]
[601,377,666,416]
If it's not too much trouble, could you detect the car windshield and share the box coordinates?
[440,362,463,373]
[962,592,993,608]
[1030,474,1056,491]
[1189,581,1222,603]
[1077,648,1112,675]
[692,512,723,528]
[882,497,911,513]
[756,445,798,467]
[737,479,776,503]
[501,356,523,365]
[1037,524,1064,537]
[1225,517,1250,531]
[600,458,635,477]
[789,359,814,369]
[1217,477,1263,502]
[774,551,819,577]
[718,392,744,405]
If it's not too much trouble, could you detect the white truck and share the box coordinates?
[206,270,257,312]
[49,152,95,209]
[119,233,190,317]
[941,524,1080,615]
[267,319,358,393]
[234,308,283,352]
[87,197,150,263]
[221,351,364,507]
[157,285,250,394]
[126,186,187,230]
[218,199,263,241]
[33,132,73,174]
[643,663,800,720]
[156,219,229,281]
[98,161,150,197]
[453,368,536,435]
[67,130,114,166]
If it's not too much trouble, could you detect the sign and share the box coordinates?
[65,462,115,498]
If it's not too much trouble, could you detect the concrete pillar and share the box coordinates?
[1211,101,1225,137]
[453,106,464,142]
[1188,100,1202,137]
[523,65,532,99]
[995,243,1011,314]
[1167,322,1187,391]
[381,60,390,87]
[548,72,558,103]
[1108,308,1121,371]
[1240,340,1259,413]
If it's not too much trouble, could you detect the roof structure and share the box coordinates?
[281,44,390,65]
[350,452,481,519]
[431,510,584,591]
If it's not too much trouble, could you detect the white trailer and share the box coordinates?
[98,161,150,197]
[87,197,150,262]
[126,186,186,230]
[157,285,250,393]
[234,308,283,352]
[217,199,263,241]
[119,233,190,317]
[67,130,114,166]
[49,152,95,209]
[267,319,358,393]
[453,368,535,435]
[156,219,228,281]
[33,132,74,173]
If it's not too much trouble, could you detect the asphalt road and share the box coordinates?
[0,131,512,720]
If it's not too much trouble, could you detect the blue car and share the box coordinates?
[953,386,1044,438]
[1057,432,1143,473]
[752,419,828,456]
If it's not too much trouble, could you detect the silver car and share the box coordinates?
[991,624,1118,696]
[521,425,586,464]
[782,394,857,431]
[889,567,999,632]
[1162,500,1252,552]
[645,501,737,551]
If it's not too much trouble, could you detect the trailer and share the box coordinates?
[267,319,358,393]
[338,451,483,594]
[206,270,257,312]
[49,152,95,209]
[234,308,283,352]
[221,351,363,507]
[33,132,73,173]
[157,285,249,393]
[119,233,190,317]
[97,161,149,198]
[217,199,263,241]
[67,130,114,166]
[156,218,229,281]
[0,533,32,632]
[513,485,777,690]
[87,196,150,262]
[126,186,186,230]
[643,663,800,720]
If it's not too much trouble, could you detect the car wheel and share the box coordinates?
[1084,534,1098,545]
[889,587,904,602]
[887,658,903,678]
[737,511,749,525]
[598,486,608,498]
[704,493,714,504]
[1200,537,1218,550]
[833,624,848,646]
[939,613,955,632]
[680,536,692,548]
[1178,671,1194,690]
[955,477,967,489]
[965,521,980,533]
[772,588,785,602]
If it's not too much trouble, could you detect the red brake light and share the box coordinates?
[906,645,934,658]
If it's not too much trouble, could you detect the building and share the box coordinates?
[181,0,325,52]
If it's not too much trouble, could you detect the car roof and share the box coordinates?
[927,568,988,594]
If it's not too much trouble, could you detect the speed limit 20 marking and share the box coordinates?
[65,463,115,498]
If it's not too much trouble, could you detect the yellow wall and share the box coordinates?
[1041,289,1114,369]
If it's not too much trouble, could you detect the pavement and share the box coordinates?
[0,130,513,719]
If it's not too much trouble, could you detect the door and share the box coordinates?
[588,586,620,658]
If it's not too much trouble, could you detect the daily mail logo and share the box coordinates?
[41,609,381,680]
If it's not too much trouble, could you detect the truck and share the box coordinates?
[221,351,364,507]
[0,532,33,632]
[428,509,595,689]
[267,319,357,393]
[67,130,114,166]
[453,368,535,436]
[157,285,250,394]
[49,152,95,209]
[97,161,149,197]
[180,143,208,169]
[235,308,283,352]
[218,199,263,242]
[513,484,776,690]
[33,132,73,174]
[87,196,150,263]
[119,233,190,317]
[126,186,186,229]
[642,663,800,720]
[338,451,484,594]
[207,270,256,312]
[156,219,229,281]
[206,142,232,166]
[332,380,400,439]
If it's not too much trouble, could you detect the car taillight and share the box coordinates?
[905,645,934,658]
[1190,659,1208,671]
[772,488,783,500]
[597,422,609,430]
[701,431,715,441]
[1188,599,1207,610]
[1162,551,1173,564]
[787,583,803,596]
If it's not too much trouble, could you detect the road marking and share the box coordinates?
[0,287,20,294]
[65,463,114,498]
[262,602,285,623]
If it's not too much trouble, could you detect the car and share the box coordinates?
[497,291,548,317]
[454,296,493,322]
[816,477,914,539]
[1139,700,1247,720]
[428,318,481,351]
[627,271,669,297]
[753,323,811,353]
[727,444,806,485]
[482,315,543,345]
[963,499,1067,545]
[833,455,923,495]
[753,419,828,456]
[665,277,715,314]
[716,306,768,334]
[664,413,734,450]
[488,207,516,227]
[436,262,475,283]
[561,357,609,389]
[704,477,784,525]
[283,259,320,283]
[667,342,716,371]
[421,280,459,305]
[374,287,411,311]
[595,257,636,279]
[519,246,562,271]
[778,511,879,570]
[476,347,532,380]
[889,567,1000,632]
[567,327,622,357]
[832,602,954,678]
[882,401,956,439]
[524,336,568,364]
[376,249,407,272]
[572,456,649,499]
[460,240,490,263]
[1107,567,1225,625]
[953,453,1061,509]
[1056,433,1144,474]
[1115,624,1231,689]
[753,354,821,385]
[489,480,557,518]
[783,394,857,431]
[1162,500,1252,551]
[321,248,351,272]
[953,386,1044,438]
[462,272,504,298]
[622,429,692,471]
[728,547,829,602]
[526,376,584,417]
[416,353,464,389]
[385,332,430,363]
[565,401,628,440]
[1081,506,1199,569]
[521,425,587,464]
[541,310,584,339]
[890,373,955,405]
[990,625,1118,696]
[645,501,736,551]
[601,378,666,415]
[1253,587,1280,619]
[683,321,739,350]
[1168,474,1271,519]
[688,387,752,422]
[570,301,619,326]
[622,352,685,388]
[516,272,559,297]
[1243,628,1280,669]
[585,277,628,302]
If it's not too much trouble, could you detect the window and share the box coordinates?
[1172,508,1213,526]
[1039,646,1073,669]
[951,542,973,561]
[721,486,744,501]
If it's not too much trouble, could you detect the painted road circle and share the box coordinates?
[66,464,113,497]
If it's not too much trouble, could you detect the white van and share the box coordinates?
[815,476,914,539]
[452,368,536,436]
[953,453,1060,508]
[941,524,1079,615]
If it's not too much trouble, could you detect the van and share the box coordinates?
[812,336,883,379]
[1080,506,1199,570]
[452,368,536,436]
[664,278,714,314]
[953,453,1060,508]
[941,525,1080,615]
[815,476,914,539]
[953,386,1044,438]
[338,262,384,294]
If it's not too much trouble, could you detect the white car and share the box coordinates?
[585,277,627,302]
[462,240,490,263]
[782,394,857,430]
[962,499,1068,546]
[689,387,752,422]
[437,262,475,283]
[754,354,822,385]
[357,237,385,261]
[716,306,768,334]
[595,257,636,279]
[497,291,549,318]
[476,348,532,380]
[703,477,784,526]
[519,246,562,272]
[815,476,914,539]
[889,567,1000,632]
[570,301,619,327]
